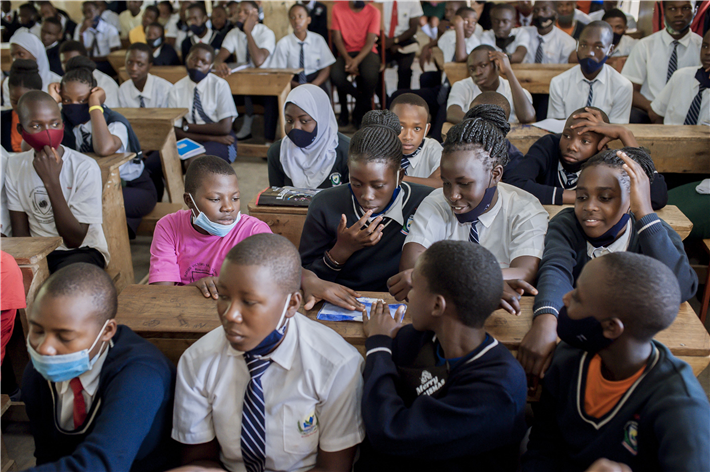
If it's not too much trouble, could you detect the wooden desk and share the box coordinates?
[113,107,188,203]
[247,198,308,248]
[1,43,10,72]
[444,62,576,94]
[115,285,710,376]
[107,49,128,75]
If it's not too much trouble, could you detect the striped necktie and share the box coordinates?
[138,95,146,108]
[666,40,680,82]
[535,36,544,63]
[684,84,707,125]
[400,156,411,174]
[79,128,93,153]
[192,87,214,124]
[469,220,480,244]
[298,42,307,84]
[559,167,579,189]
[69,378,87,429]
[241,354,270,472]
[584,79,597,107]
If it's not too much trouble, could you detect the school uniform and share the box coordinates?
[447,77,533,124]
[267,133,350,189]
[438,29,481,63]
[1,150,11,236]
[55,12,77,41]
[402,137,442,179]
[221,23,276,67]
[100,9,121,33]
[651,66,710,125]
[588,9,637,29]
[152,43,181,66]
[46,41,64,76]
[381,0,424,90]
[167,73,238,163]
[300,182,433,291]
[356,327,527,472]
[4,147,110,272]
[119,9,143,40]
[523,341,710,472]
[522,26,577,64]
[180,28,224,63]
[118,73,173,108]
[172,316,365,472]
[304,1,329,41]
[73,18,121,57]
[23,325,177,472]
[504,134,669,209]
[270,31,336,85]
[548,64,633,124]
[404,183,548,268]
[479,28,530,57]
[0,109,20,154]
[621,29,703,102]
[532,209,698,321]
[92,70,121,108]
[611,34,638,57]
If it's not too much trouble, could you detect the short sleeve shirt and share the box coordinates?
[94,70,121,108]
[651,66,710,125]
[221,23,276,67]
[74,18,121,57]
[438,29,481,63]
[331,2,380,54]
[447,77,533,124]
[270,31,336,75]
[479,28,530,56]
[381,0,423,37]
[521,26,576,64]
[406,138,442,179]
[168,73,238,128]
[118,73,173,108]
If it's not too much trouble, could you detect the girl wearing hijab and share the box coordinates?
[1,29,62,106]
[267,84,350,189]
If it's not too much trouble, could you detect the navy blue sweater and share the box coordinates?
[357,326,527,471]
[504,134,668,209]
[22,325,177,472]
[523,341,710,472]
[534,210,697,319]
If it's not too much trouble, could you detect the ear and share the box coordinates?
[286,291,302,318]
[100,319,118,343]
[601,317,624,340]
[183,192,197,215]
[431,294,446,319]
[490,164,504,185]
[16,122,23,136]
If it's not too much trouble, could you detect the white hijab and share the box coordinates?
[9,29,55,91]
[280,84,339,189]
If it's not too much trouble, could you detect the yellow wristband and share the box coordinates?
[89,105,103,113]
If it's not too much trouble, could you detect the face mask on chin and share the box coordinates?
[533,15,555,29]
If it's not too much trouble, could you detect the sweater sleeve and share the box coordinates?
[298,194,340,282]
[504,135,564,205]
[636,213,698,302]
[649,172,668,211]
[266,140,286,187]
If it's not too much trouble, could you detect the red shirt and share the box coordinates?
[331,2,380,54]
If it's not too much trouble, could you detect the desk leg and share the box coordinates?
[160,128,185,204]
[277,84,291,139]
[103,166,134,291]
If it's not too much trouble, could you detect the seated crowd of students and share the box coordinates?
[0,1,709,471]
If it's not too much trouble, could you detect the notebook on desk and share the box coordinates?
[255,186,323,207]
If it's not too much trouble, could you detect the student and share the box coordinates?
[302,0,329,42]
[128,4,158,44]
[518,149,697,383]
[37,1,77,42]
[270,3,336,91]
[522,1,577,64]
[390,93,443,188]
[299,111,434,292]
[522,252,709,471]
[1,251,23,367]
[2,29,62,106]
[447,45,535,124]
[468,93,525,174]
[556,1,590,39]
[118,42,172,108]
[73,1,121,75]
[419,1,471,69]
[548,22,633,124]
[95,0,121,33]
[438,6,481,63]
[480,3,530,63]
[268,84,350,189]
[1,149,11,236]
[651,29,710,125]
[329,1,381,128]
[2,59,42,154]
[6,91,109,273]
[602,8,638,58]
[171,233,364,471]
[382,0,423,91]
[41,16,65,76]
[55,56,157,238]
[165,1,190,49]
[118,0,144,41]
[516,0,534,27]
[23,263,177,472]
[210,5,233,37]
[590,1,637,29]
[145,22,181,66]
[356,241,527,471]
[157,0,175,28]
[17,2,41,38]
[180,3,224,64]
[168,43,238,164]
[621,0,702,123]
[58,41,120,108]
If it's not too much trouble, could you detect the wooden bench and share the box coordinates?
[114,285,710,376]
[444,62,576,94]
[136,202,185,235]
[0,43,10,72]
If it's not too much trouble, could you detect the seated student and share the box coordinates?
[468,93,525,174]
[548,22,633,124]
[522,1,577,64]
[2,59,42,154]
[171,233,364,471]
[41,16,65,76]
[516,1,534,27]
[506,107,667,208]
[95,0,121,33]
[518,149,697,383]
[165,1,190,49]
[270,3,336,91]
[589,1,637,28]
[357,242,527,472]
[268,84,350,189]
[17,2,42,38]
[480,3,530,63]
[302,0,329,41]
[621,0,702,123]
[1,251,24,366]
[38,1,78,42]
[59,40,120,108]
[210,4,233,37]
[54,56,157,238]
[556,1,590,40]
[145,22,181,66]
[602,8,638,59]
[23,263,177,472]
[299,111,434,292]
[128,4,158,44]
[1,149,11,236]
[6,91,109,273]
[2,29,62,106]
[447,45,535,124]
[73,1,121,76]
[522,252,709,472]
[180,3,224,64]
[419,1,471,70]
[390,93,443,188]
[118,42,172,108]
[381,1,422,92]
[329,1,381,128]
[168,43,238,164]
[438,6,481,63]
[651,29,710,125]
[118,0,144,41]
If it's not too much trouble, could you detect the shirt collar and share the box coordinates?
[575,62,608,85]
[46,41,59,50]
[226,315,298,371]
[130,73,154,100]
[294,31,311,45]
[56,340,113,396]
[476,186,503,228]
[660,28,693,47]
[351,184,406,226]
[586,219,632,258]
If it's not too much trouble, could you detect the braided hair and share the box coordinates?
[349,110,403,170]
[8,59,42,92]
[581,147,656,192]
[61,55,98,89]
[443,116,509,168]
[464,104,511,137]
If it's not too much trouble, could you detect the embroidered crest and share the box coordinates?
[297,411,319,438]
[31,188,53,222]
[622,418,639,455]
[401,214,414,235]
[329,172,342,186]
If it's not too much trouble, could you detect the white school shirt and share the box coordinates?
[172,315,365,472]
[611,34,638,57]
[74,18,121,58]
[72,119,144,181]
[404,183,548,267]
[1,149,10,236]
[522,26,576,64]
[118,73,172,108]
[118,9,143,39]
[168,73,238,128]
[586,219,632,259]
[27,22,42,39]
[4,148,110,265]
[93,70,120,108]
[518,12,533,27]
[447,76,533,124]
[651,66,710,125]
[548,64,633,123]
[573,9,592,25]
[381,0,424,37]
[101,10,121,33]
[621,29,702,102]
[270,31,336,75]
[164,13,180,39]
[479,28,530,56]
[438,29,480,63]
[221,23,276,67]
[406,137,442,179]
[588,9,637,30]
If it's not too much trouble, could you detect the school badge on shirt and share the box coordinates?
[329,172,342,186]
[401,214,415,235]
[622,416,639,456]
[298,410,319,438]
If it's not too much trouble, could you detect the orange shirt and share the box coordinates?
[585,354,646,418]
[556,21,575,37]
[11,111,23,152]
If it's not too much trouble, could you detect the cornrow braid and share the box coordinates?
[582,147,656,193]
[464,104,511,137]
[443,116,509,168]
[61,55,98,89]
[349,110,403,169]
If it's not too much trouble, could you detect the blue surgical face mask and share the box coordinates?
[579,55,609,76]
[189,194,241,237]
[557,306,614,353]
[245,294,292,357]
[187,67,209,83]
[287,124,318,148]
[28,320,110,383]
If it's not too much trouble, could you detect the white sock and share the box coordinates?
[237,114,254,139]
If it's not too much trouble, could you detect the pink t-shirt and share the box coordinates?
[149,210,272,285]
